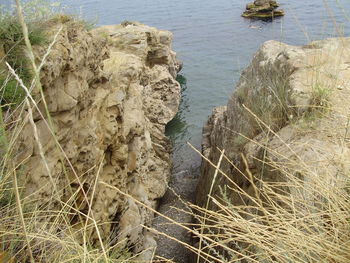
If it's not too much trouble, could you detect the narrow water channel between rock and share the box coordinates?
[152,74,201,263]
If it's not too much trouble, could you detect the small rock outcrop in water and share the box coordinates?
[197,38,350,260]
[242,0,284,18]
[15,20,180,260]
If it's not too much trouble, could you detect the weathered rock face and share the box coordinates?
[15,21,180,257]
[197,38,350,258]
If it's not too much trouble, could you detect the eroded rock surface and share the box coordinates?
[15,21,180,258]
[197,38,350,260]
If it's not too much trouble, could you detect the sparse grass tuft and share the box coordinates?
[310,82,331,111]
[50,13,97,31]
[237,63,295,134]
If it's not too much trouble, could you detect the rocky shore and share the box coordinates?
[14,20,181,261]
[196,38,350,261]
[4,13,350,263]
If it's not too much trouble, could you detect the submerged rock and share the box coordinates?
[243,0,284,18]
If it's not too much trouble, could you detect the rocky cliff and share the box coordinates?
[14,20,180,259]
[197,38,350,261]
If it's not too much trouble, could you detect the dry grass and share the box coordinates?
[188,138,350,262]
[115,114,350,263]
[181,81,350,262]
[0,2,134,263]
[0,1,350,263]
[0,109,136,262]
[0,75,134,262]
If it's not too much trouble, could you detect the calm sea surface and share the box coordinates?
[7,0,350,170]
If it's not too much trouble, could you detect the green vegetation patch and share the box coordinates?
[0,1,97,110]
[0,14,48,109]
[0,77,26,109]
[310,82,331,111]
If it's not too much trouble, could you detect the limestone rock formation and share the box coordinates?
[15,20,180,258]
[242,0,284,18]
[197,38,350,259]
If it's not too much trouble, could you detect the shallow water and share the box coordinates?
[6,0,350,169]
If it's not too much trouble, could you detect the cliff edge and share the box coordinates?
[197,38,350,261]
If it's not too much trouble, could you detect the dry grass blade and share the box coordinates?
[12,167,34,263]
[197,149,225,263]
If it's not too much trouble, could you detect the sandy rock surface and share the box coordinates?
[197,38,350,259]
[198,37,350,207]
[15,21,180,257]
